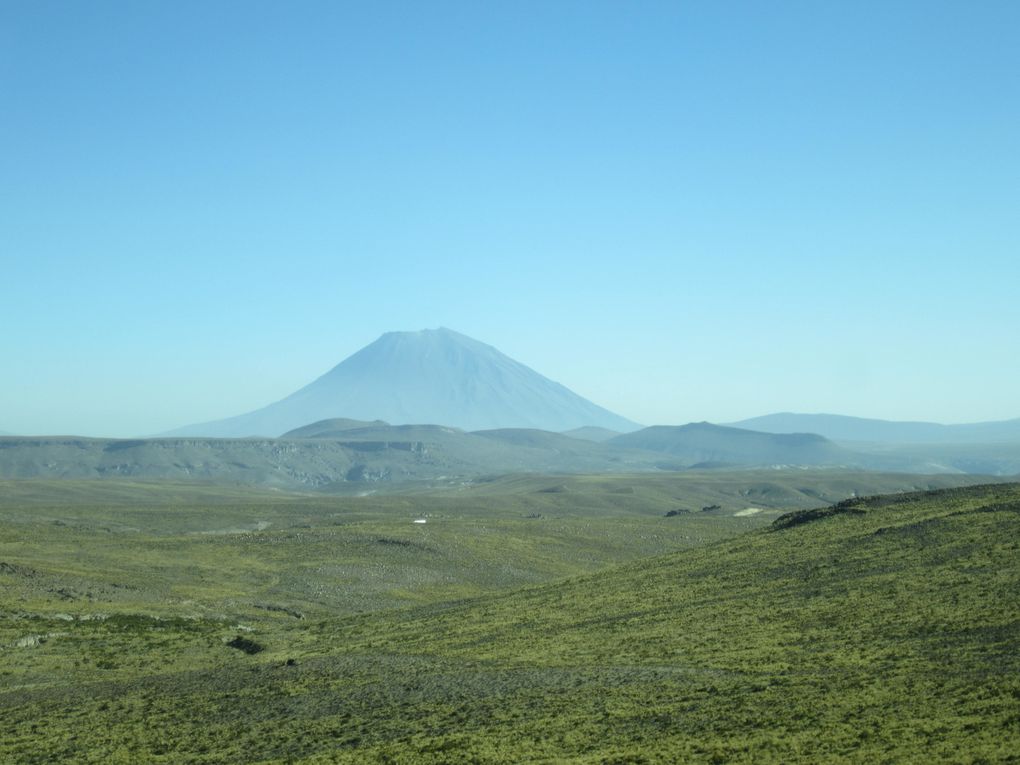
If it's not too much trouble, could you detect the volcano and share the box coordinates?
[165,328,639,437]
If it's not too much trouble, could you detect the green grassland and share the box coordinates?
[0,473,788,625]
[1,474,1017,763]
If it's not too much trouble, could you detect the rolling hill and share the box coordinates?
[292,482,1018,762]
[164,328,640,437]
[609,422,862,467]
[560,425,621,442]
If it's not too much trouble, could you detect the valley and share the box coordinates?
[1,477,1017,763]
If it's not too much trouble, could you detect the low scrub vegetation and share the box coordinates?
[1,478,1017,762]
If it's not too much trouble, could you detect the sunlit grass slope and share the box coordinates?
[1,481,1017,763]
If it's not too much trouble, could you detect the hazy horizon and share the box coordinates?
[1,325,1017,439]
[3,3,1018,437]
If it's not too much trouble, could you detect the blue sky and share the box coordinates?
[2,1,1018,436]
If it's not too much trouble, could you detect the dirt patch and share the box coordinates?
[253,603,304,620]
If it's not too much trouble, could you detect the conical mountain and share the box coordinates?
[165,328,639,437]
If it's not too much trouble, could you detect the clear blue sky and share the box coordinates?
[2,1,1018,436]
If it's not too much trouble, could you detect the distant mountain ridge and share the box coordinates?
[730,413,1020,444]
[3,416,1019,489]
[165,328,639,437]
[0,428,668,489]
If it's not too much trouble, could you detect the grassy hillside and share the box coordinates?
[1,479,1017,762]
[4,471,833,626]
[297,482,1020,763]
[8,468,964,626]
